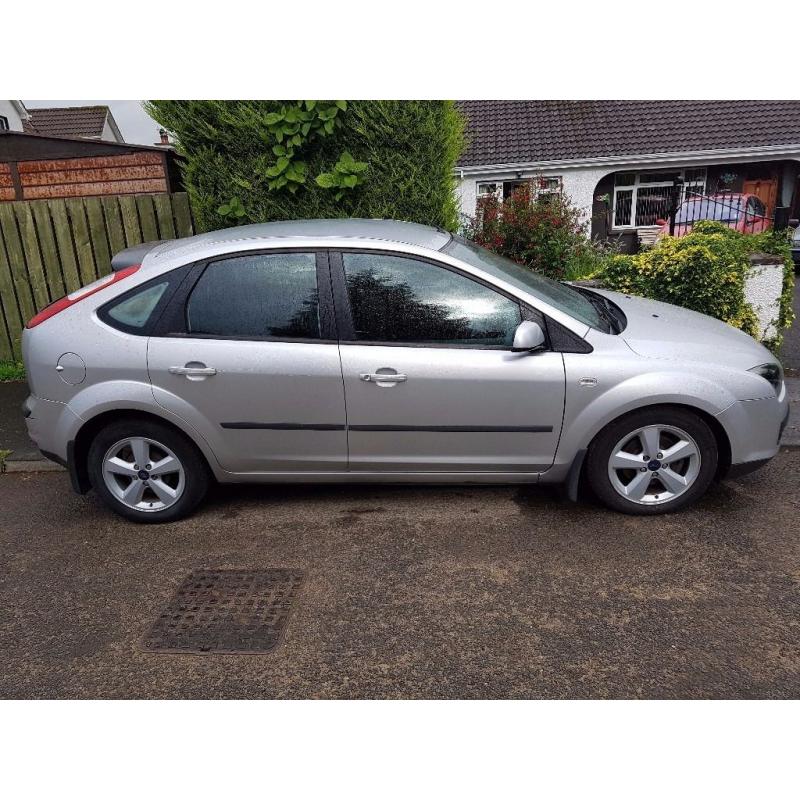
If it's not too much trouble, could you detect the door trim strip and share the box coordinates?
[348,425,554,433]
[220,422,553,433]
[221,422,346,431]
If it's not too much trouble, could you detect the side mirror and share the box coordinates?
[511,320,546,353]
[655,218,667,226]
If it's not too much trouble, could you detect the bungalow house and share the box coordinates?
[455,101,800,246]
[1,101,125,143]
[24,104,125,143]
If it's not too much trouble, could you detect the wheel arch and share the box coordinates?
[579,401,732,485]
[71,408,219,494]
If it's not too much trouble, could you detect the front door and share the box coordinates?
[332,250,565,472]
[148,250,347,473]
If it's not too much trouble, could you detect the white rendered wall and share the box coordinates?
[456,167,611,232]
[745,260,785,341]
[0,100,26,131]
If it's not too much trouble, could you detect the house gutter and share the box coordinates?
[455,143,800,176]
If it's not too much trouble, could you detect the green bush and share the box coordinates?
[0,360,25,382]
[145,101,464,232]
[601,221,795,350]
[463,185,612,281]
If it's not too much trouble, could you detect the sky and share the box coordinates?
[23,100,162,145]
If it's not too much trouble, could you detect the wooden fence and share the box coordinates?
[0,192,193,360]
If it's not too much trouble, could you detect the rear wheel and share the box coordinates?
[585,407,718,515]
[88,419,209,523]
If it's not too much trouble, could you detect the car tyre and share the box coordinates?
[88,419,210,523]
[585,406,718,515]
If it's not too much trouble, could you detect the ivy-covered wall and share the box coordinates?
[146,101,465,233]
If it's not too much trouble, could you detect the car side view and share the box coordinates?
[22,219,788,522]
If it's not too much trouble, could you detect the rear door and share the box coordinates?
[331,250,566,473]
[148,250,347,473]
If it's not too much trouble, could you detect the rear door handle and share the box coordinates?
[360,372,407,384]
[169,365,217,377]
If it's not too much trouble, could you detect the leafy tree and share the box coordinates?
[145,100,464,232]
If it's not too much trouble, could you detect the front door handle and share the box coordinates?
[360,372,407,384]
[169,364,217,378]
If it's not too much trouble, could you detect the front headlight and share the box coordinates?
[748,362,783,393]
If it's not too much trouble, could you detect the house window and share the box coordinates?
[0,116,9,131]
[612,168,707,228]
[502,180,529,200]
[475,176,562,209]
[476,182,501,201]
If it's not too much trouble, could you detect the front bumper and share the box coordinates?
[716,387,789,473]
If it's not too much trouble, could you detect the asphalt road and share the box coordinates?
[2,455,800,699]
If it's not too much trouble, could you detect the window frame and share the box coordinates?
[612,168,707,230]
[151,248,337,343]
[328,248,545,351]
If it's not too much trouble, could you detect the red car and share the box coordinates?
[658,193,771,237]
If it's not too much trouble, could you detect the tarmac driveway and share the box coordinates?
[1,453,799,699]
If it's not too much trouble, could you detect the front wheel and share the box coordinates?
[585,407,718,515]
[88,419,210,523]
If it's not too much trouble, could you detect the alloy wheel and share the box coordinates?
[101,437,186,512]
[607,424,701,506]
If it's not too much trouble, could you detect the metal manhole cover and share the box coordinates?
[142,569,304,654]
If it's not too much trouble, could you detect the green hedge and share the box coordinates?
[601,221,795,351]
[146,101,465,233]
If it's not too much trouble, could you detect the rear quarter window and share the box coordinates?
[107,282,169,328]
[98,266,189,335]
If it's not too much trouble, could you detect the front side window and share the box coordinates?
[443,236,607,331]
[0,115,9,131]
[342,252,521,347]
[187,252,320,339]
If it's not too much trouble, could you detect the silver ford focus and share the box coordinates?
[22,219,788,522]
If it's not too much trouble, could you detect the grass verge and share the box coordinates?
[0,361,25,382]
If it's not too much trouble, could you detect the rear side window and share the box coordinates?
[187,252,320,339]
[107,281,169,328]
[342,252,521,346]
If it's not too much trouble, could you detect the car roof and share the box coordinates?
[137,218,452,269]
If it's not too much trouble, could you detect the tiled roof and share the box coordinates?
[457,101,800,167]
[25,105,110,139]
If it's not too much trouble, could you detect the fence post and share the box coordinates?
[668,176,684,236]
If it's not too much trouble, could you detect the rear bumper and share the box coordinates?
[23,395,88,492]
[22,393,80,463]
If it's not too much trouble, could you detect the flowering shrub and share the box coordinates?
[464,184,610,280]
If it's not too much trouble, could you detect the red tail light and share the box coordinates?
[26,265,141,329]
